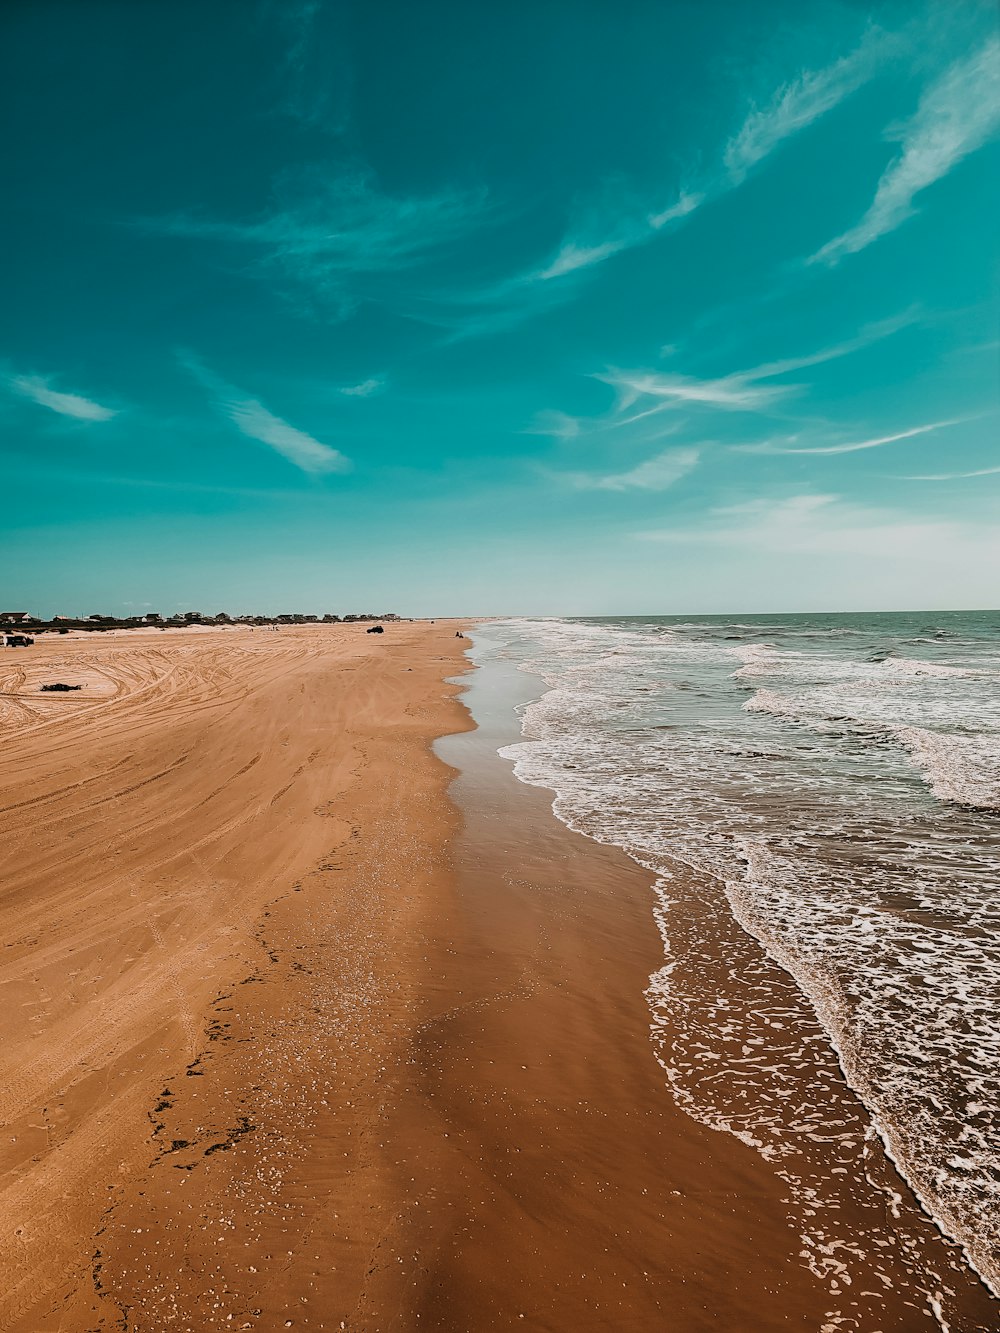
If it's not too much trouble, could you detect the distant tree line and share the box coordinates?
[0,610,402,633]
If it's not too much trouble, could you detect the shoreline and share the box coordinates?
[465,624,997,1329]
[0,620,994,1329]
[427,637,832,1327]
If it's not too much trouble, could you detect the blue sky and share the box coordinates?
[2,0,998,616]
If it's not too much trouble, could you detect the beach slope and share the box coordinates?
[2,621,993,1331]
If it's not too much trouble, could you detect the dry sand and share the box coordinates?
[0,623,994,1330]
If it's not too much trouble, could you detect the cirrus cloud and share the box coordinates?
[811,36,1000,264]
[561,446,700,492]
[180,352,349,475]
[10,373,117,422]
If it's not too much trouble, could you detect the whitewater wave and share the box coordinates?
[487,613,1000,1304]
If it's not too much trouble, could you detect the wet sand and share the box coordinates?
[0,623,994,1330]
[433,644,996,1332]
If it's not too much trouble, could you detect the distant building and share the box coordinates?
[144,612,161,622]
[0,611,31,623]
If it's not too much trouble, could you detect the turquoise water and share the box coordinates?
[480,611,1000,1310]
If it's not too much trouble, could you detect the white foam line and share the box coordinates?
[487,615,1000,1300]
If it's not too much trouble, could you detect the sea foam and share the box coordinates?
[488,612,1000,1308]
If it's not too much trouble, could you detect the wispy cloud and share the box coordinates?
[597,310,916,420]
[224,397,347,474]
[724,39,881,184]
[9,373,117,422]
[745,308,917,378]
[528,176,652,285]
[174,28,887,339]
[180,353,349,475]
[534,190,704,283]
[523,410,582,439]
[267,0,343,130]
[599,368,791,413]
[612,402,678,429]
[733,417,967,455]
[339,377,384,398]
[530,33,885,287]
[900,464,1000,480]
[647,191,704,231]
[398,265,579,343]
[811,36,1000,264]
[138,169,492,316]
[537,238,630,281]
[562,446,700,492]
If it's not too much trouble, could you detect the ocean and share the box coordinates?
[474,611,999,1312]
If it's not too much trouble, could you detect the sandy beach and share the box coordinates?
[0,621,472,1330]
[0,623,994,1331]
